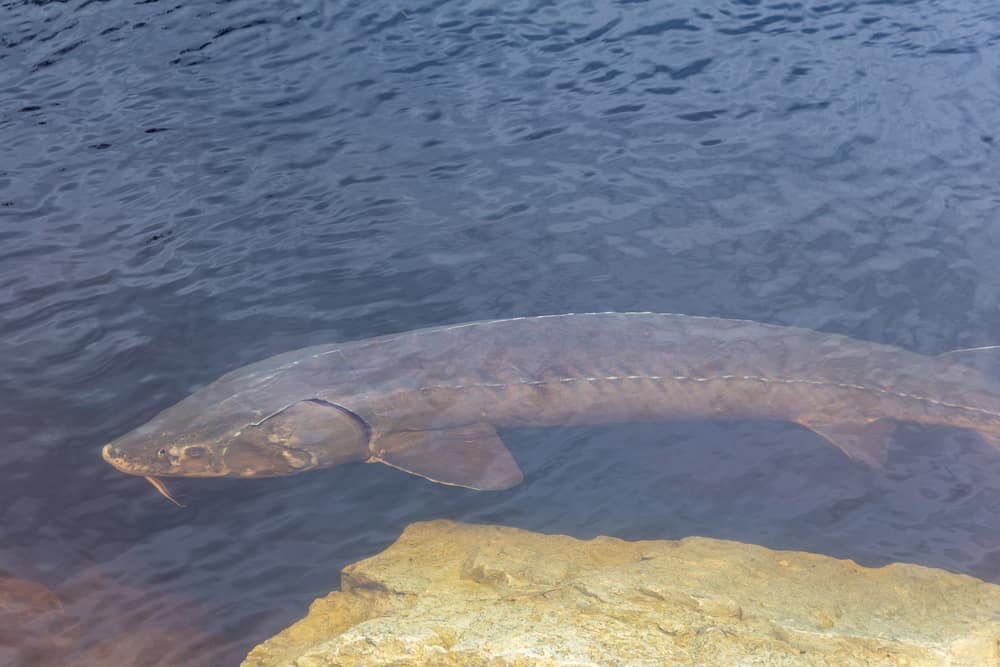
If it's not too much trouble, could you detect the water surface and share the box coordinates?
[3,0,1000,664]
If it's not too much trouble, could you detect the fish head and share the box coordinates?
[102,392,371,478]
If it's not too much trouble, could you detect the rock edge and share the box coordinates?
[243,520,1000,666]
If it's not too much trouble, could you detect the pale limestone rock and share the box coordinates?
[243,520,1000,667]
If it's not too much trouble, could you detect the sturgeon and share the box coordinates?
[102,312,1000,493]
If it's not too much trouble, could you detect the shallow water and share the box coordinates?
[3,0,1000,664]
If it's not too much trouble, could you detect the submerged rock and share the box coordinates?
[0,568,224,667]
[243,520,1000,666]
[0,576,75,666]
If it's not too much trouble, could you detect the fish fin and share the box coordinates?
[973,429,1000,453]
[937,346,1000,378]
[799,418,896,467]
[371,423,524,491]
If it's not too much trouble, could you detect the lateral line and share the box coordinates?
[412,374,1000,419]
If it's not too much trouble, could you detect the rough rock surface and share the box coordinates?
[243,520,1000,667]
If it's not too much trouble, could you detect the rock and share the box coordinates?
[57,566,226,667]
[243,520,1000,667]
[0,568,223,667]
[0,576,76,667]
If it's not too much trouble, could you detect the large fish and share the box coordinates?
[102,312,1000,496]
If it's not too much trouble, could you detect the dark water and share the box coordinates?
[3,0,1000,664]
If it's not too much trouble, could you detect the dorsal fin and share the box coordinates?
[370,423,524,491]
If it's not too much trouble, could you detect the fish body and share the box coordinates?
[102,312,1000,490]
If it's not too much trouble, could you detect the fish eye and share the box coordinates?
[185,446,205,459]
[157,448,168,458]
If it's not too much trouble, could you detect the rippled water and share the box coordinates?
[3,0,1000,664]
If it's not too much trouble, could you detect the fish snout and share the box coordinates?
[102,442,126,467]
[102,440,174,475]
[102,442,152,474]
[103,439,228,477]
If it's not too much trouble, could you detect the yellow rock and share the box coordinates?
[243,520,1000,667]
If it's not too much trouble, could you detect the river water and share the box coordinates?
[3,0,1000,664]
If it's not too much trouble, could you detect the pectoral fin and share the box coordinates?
[371,423,524,491]
[799,418,897,467]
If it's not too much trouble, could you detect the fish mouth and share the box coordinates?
[101,442,227,477]
[102,443,168,475]
[102,443,144,474]
[103,444,187,507]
